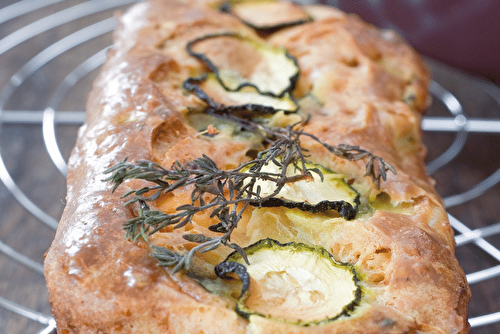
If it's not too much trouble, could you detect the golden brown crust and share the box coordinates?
[45,1,470,333]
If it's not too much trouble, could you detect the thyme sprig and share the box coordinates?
[222,113,396,188]
[103,117,395,273]
[104,130,316,272]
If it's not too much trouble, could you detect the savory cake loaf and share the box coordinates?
[44,0,470,333]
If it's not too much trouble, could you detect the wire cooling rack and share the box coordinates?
[0,1,499,333]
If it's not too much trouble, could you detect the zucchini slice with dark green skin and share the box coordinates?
[220,0,312,34]
[183,74,299,116]
[186,32,299,97]
[247,160,360,219]
[215,238,362,326]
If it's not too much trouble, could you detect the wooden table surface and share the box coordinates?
[0,1,499,333]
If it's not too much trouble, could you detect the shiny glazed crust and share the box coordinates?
[44,0,470,333]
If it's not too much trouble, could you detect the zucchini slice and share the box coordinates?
[247,160,360,219]
[183,74,299,116]
[215,238,361,325]
[221,0,311,33]
[186,32,299,97]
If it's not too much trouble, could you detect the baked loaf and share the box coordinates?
[44,0,470,333]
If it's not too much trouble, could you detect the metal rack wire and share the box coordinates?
[0,1,499,333]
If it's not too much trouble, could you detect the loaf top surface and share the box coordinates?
[44,1,470,333]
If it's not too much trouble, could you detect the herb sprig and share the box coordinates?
[103,116,395,273]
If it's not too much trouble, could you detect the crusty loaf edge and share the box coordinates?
[45,1,470,333]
